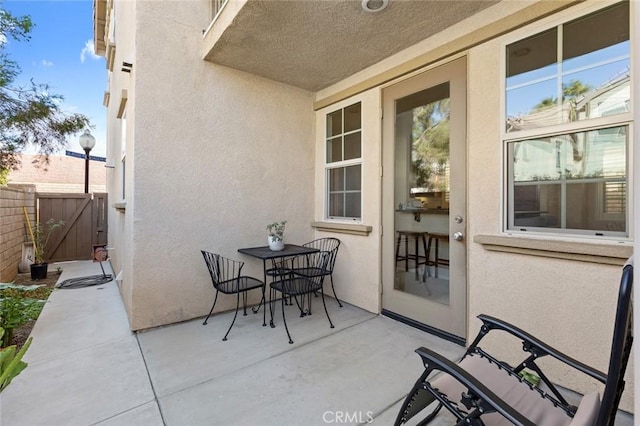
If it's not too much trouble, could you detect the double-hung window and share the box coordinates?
[120,110,127,200]
[504,1,631,237]
[326,102,362,220]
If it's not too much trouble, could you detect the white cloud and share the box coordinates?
[41,59,54,67]
[80,40,100,63]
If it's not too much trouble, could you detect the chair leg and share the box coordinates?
[395,233,402,269]
[269,287,276,328]
[242,292,248,316]
[329,274,343,307]
[222,291,242,341]
[404,234,409,271]
[202,290,219,325]
[320,290,335,329]
[281,293,294,344]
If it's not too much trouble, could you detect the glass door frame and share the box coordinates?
[381,57,468,343]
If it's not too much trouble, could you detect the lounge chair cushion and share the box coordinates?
[569,392,600,426]
[430,354,599,425]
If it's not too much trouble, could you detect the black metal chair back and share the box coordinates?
[200,250,265,341]
[270,251,334,344]
[303,237,342,306]
[303,237,340,273]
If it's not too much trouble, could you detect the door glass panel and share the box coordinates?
[394,83,450,305]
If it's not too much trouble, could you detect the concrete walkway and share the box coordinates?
[0,261,633,425]
[0,261,464,425]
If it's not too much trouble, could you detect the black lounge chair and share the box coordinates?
[395,260,633,426]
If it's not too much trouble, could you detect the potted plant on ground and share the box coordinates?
[30,218,64,280]
[266,220,286,251]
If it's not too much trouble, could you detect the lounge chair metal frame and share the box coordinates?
[395,262,633,426]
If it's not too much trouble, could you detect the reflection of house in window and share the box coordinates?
[505,2,630,134]
[603,181,625,214]
[509,125,626,234]
[504,2,630,237]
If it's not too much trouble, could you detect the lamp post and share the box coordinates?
[78,130,96,193]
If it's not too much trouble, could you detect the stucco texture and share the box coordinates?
[128,1,315,330]
[105,0,137,322]
[103,0,635,413]
[466,38,633,411]
[313,89,382,314]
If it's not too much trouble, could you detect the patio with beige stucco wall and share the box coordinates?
[0,260,634,425]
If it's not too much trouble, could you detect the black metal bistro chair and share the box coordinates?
[201,251,265,341]
[395,260,633,426]
[270,251,335,344]
[301,237,342,307]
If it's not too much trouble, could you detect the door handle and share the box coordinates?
[452,232,464,241]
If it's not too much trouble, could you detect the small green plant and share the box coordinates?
[55,266,63,275]
[0,284,49,347]
[32,218,64,264]
[266,220,287,241]
[0,326,32,393]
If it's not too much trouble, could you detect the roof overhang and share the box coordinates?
[93,0,107,57]
[202,0,500,92]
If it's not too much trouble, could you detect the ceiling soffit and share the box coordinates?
[204,0,499,92]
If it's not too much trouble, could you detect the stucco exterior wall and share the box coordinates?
[313,89,382,313]
[315,0,634,412]
[101,0,635,412]
[105,0,137,321]
[126,1,315,329]
[467,36,633,410]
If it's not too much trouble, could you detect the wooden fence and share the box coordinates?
[37,193,108,262]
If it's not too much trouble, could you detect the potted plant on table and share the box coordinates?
[30,218,64,280]
[266,220,286,251]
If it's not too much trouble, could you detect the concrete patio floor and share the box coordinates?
[0,261,633,425]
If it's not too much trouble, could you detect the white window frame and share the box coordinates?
[324,102,363,222]
[120,110,127,201]
[501,1,633,240]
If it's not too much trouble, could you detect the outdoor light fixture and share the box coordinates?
[361,0,389,13]
[121,61,133,73]
[78,130,96,193]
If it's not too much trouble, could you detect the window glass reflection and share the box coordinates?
[505,2,629,132]
[326,110,342,138]
[344,132,361,160]
[510,125,627,234]
[328,168,344,191]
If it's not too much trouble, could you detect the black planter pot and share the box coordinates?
[30,263,48,280]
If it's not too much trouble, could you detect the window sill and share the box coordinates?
[113,202,126,213]
[474,234,632,266]
[311,221,373,236]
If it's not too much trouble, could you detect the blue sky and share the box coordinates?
[3,0,106,157]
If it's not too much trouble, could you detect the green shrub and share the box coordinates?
[0,327,32,393]
[0,284,50,347]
